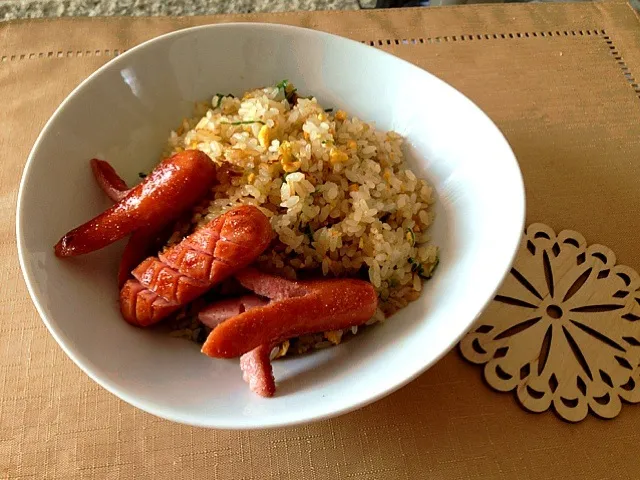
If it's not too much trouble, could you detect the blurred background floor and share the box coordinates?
[0,0,638,22]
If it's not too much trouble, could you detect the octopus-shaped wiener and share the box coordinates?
[197,268,379,397]
[55,151,218,286]
[54,150,216,258]
[120,206,273,327]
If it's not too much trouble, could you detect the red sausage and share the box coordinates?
[89,159,161,287]
[117,228,172,288]
[54,150,216,257]
[196,292,275,397]
[201,268,378,358]
[240,345,277,398]
[90,158,131,202]
[120,206,273,327]
[198,295,269,329]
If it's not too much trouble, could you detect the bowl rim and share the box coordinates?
[16,21,526,429]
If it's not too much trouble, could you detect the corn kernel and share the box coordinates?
[318,113,327,122]
[347,139,358,150]
[303,131,310,140]
[258,125,270,148]
[329,147,348,165]
[247,173,255,183]
[335,110,347,121]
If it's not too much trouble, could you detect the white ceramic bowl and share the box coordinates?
[17,23,525,429]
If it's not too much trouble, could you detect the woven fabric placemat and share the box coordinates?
[2,2,640,478]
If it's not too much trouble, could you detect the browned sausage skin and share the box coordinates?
[120,206,273,327]
[55,151,216,257]
[90,158,131,202]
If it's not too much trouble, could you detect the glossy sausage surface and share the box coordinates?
[90,158,131,202]
[55,150,216,257]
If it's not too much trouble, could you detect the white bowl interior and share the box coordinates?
[17,23,524,428]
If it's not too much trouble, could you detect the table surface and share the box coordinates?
[2,2,640,479]
[7,0,638,23]
[0,0,360,22]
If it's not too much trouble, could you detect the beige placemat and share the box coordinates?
[2,2,640,478]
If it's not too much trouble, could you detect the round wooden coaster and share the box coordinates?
[459,223,640,422]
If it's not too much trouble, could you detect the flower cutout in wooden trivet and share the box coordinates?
[460,223,640,422]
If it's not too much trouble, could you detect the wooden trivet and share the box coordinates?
[459,223,640,422]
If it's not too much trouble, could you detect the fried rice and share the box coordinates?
[163,81,438,357]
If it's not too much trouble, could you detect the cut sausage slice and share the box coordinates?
[240,345,276,398]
